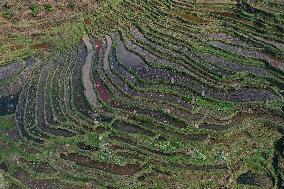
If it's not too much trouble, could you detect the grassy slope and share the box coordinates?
[0,0,283,188]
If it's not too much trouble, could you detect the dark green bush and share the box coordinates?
[2,10,13,20]
[30,4,39,17]
[44,4,53,12]
[68,1,76,10]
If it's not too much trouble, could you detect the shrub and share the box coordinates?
[30,4,39,17]
[44,4,53,12]
[2,10,13,20]
[68,1,76,10]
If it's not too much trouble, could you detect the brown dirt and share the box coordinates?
[12,169,82,189]
[96,79,111,101]
[19,144,39,154]
[84,19,92,25]
[60,153,140,176]
[170,11,210,24]
[10,44,24,51]
[271,59,284,72]
[31,43,52,50]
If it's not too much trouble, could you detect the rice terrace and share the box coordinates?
[0,0,284,188]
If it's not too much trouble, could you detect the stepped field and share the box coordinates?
[0,0,284,188]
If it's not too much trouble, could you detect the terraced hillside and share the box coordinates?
[0,0,284,188]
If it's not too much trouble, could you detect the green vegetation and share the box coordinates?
[44,4,53,12]
[0,116,15,129]
[0,0,283,188]
[29,4,39,17]
[2,10,13,20]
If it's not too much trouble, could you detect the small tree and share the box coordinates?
[30,4,39,17]
[163,0,173,9]
[44,4,53,12]
[2,10,13,20]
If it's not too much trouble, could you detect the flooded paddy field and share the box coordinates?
[0,0,284,188]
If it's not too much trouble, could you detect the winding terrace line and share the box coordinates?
[121,34,280,102]
[82,35,98,108]
[103,35,112,71]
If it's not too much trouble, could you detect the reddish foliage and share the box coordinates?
[271,59,280,66]
[84,19,92,25]
[96,79,110,101]
[95,40,102,51]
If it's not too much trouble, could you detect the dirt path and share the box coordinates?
[82,35,97,107]
[103,35,112,71]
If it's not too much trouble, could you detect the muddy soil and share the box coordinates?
[0,61,23,81]
[236,171,274,188]
[0,93,19,116]
[60,153,140,176]
[117,39,146,67]
[112,120,151,134]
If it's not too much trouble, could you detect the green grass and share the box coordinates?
[30,4,40,17]
[44,4,53,12]
[0,115,16,129]
[0,0,283,188]
[2,10,13,20]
